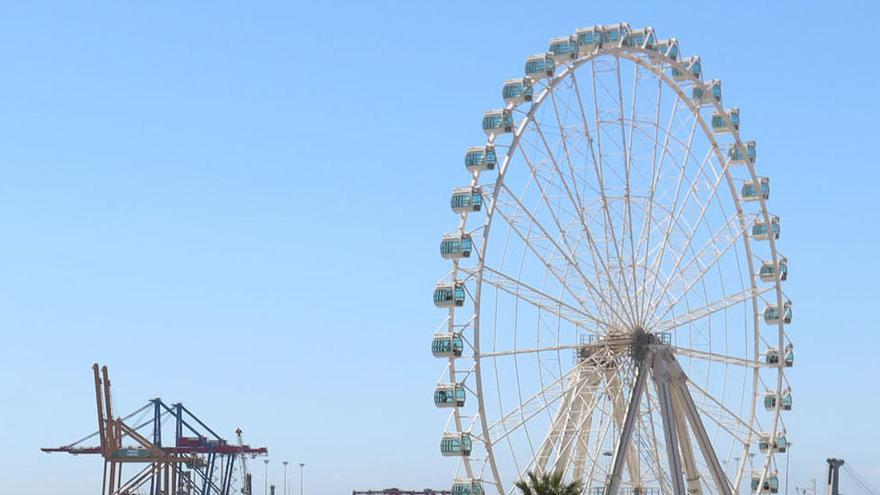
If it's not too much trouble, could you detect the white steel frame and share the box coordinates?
[435,24,791,495]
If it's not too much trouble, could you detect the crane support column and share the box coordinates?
[827,458,845,495]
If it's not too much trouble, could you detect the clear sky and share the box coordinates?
[0,1,877,494]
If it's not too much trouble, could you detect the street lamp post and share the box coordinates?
[264,460,270,495]
[298,462,305,495]
[785,443,793,495]
[283,461,289,495]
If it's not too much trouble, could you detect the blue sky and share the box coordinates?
[0,1,878,494]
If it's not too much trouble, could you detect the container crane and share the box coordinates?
[827,458,845,495]
[43,363,268,495]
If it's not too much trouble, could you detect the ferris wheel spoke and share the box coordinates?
[491,195,605,319]
[638,107,703,317]
[644,154,733,322]
[649,254,744,336]
[569,70,635,325]
[687,378,760,441]
[646,211,749,324]
[494,177,628,326]
[672,347,758,368]
[486,362,586,446]
[546,79,588,213]
[666,142,726,221]
[685,378,761,443]
[546,82,622,305]
[524,108,637,327]
[515,131,606,302]
[630,64,664,304]
[653,286,770,333]
[635,84,677,324]
[468,264,603,328]
[647,139,717,266]
[480,343,584,359]
[586,59,641,325]
[569,71,602,202]
[616,56,644,322]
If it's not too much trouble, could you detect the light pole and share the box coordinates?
[264,459,270,495]
[283,461,289,495]
[785,443,793,495]
[298,462,305,495]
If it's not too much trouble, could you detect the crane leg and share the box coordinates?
[108,461,117,495]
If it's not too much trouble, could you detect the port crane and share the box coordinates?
[826,458,880,495]
[828,459,845,495]
[43,363,267,495]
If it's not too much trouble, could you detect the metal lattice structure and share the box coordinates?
[43,363,267,495]
[432,23,792,495]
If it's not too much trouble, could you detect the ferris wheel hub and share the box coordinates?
[577,327,666,364]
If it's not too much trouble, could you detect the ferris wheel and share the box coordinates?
[431,23,793,495]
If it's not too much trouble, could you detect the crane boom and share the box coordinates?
[93,364,107,454]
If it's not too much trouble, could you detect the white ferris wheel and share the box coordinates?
[432,22,793,495]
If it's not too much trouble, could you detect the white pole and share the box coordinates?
[299,463,304,495]
[785,445,792,495]
[264,460,270,495]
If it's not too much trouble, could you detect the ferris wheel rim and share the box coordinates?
[439,34,791,495]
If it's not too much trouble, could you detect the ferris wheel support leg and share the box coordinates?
[667,358,733,495]
[553,363,600,474]
[671,388,703,495]
[535,361,601,477]
[571,400,598,481]
[604,366,644,491]
[651,354,687,495]
[603,360,649,495]
[534,373,579,473]
[570,366,604,481]
[555,378,589,471]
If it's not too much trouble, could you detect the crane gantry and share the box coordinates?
[43,363,268,495]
